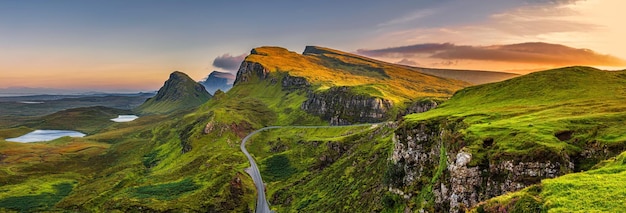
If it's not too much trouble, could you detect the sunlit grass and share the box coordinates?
[246,46,469,104]
[246,124,396,212]
[405,66,626,166]
[473,152,626,212]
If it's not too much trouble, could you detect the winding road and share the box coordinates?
[240,123,383,213]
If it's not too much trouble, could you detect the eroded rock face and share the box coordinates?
[234,59,395,125]
[401,99,439,116]
[234,61,270,85]
[390,119,573,212]
[281,75,310,91]
[301,87,393,125]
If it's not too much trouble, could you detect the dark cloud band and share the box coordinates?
[357,42,626,66]
[212,53,247,71]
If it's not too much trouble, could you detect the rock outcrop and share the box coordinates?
[281,75,310,91]
[390,119,573,212]
[301,87,393,125]
[400,99,440,117]
[233,57,396,126]
[234,61,270,85]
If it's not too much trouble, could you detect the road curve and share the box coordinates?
[240,123,383,213]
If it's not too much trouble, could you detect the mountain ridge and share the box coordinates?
[199,71,235,95]
[135,71,211,115]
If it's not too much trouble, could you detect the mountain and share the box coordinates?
[135,71,211,115]
[407,67,520,84]
[0,46,470,212]
[0,87,143,97]
[199,71,235,95]
[236,46,470,125]
[5,46,623,212]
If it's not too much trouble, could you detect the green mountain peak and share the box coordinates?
[135,71,211,114]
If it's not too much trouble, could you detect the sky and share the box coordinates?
[1,0,625,92]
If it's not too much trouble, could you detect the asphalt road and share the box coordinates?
[240,123,383,213]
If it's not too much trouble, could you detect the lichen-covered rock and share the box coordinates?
[401,99,440,116]
[234,61,270,85]
[281,75,310,91]
[301,87,393,125]
[390,119,574,212]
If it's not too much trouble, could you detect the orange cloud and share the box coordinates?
[357,42,626,67]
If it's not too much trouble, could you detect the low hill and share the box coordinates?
[0,93,152,128]
[199,71,235,95]
[393,66,626,211]
[407,67,519,84]
[24,106,131,134]
[135,71,211,115]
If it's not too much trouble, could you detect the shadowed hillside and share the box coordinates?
[409,67,519,85]
[24,106,131,134]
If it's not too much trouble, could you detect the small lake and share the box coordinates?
[5,130,86,143]
[111,115,139,122]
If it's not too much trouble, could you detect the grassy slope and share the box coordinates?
[472,151,626,212]
[0,46,470,212]
[246,46,469,104]
[0,70,322,212]
[405,66,626,167]
[246,124,397,212]
[135,71,211,115]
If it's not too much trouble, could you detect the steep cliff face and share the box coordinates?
[400,99,440,117]
[390,119,573,212]
[301,87,393,125]
[234,58,397,125]
[234,61,270,85]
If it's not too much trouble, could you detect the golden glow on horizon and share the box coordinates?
[1,0,624,90]
[561,0,626,61]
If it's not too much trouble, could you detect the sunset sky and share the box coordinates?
[1,0,625,92]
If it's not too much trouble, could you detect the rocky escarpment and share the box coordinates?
[388,119,573,212]
[234,61,270,85]
[301,87,393,125]
[400,99,440,117]
[234,54,397,126]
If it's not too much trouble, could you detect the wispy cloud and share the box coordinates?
[378,9,437,27]
[368,0,626,62]
[357,42,626,66]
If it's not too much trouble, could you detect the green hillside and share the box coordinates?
[406,66,626,168]
[472,150,626,212]
[6,45,463,212]
[4,50,621,212]
[392,66,626,211]
[244,46,469,104]
[135,71,211,115]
